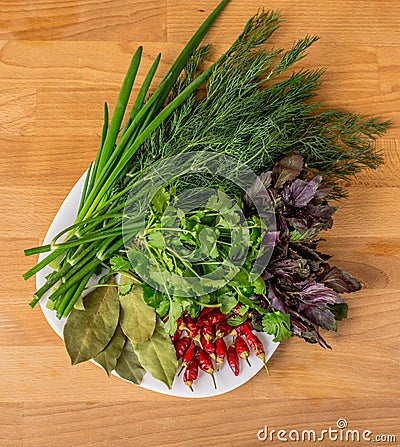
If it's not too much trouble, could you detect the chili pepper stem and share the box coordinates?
[211,373,217,390]
[263,363,270,376]
[245,357,252,367]
[177,364,185,376]
[186,381,194,392]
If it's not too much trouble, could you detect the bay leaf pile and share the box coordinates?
[64,277,177,389]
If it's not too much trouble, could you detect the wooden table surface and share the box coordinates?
[1,1,399,446]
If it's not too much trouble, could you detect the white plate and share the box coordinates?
[36,172,279,398]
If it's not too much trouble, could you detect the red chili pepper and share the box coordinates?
[174,336,191,360]
[171,327,183,344]
[178,339,196,376]
[197,348,214,374]
[182,314,195,331]
[236,321,253,336]
[215,320,236,339]
[183,358,199,392]
[227,343,239,376]
[215,337,227,371]
[197,310,225,328]
[183,314,201,341]
[196,318,208,328]
[197,307,215,320]
[207,310,226,326]
[235,335,251,367]
[174,316,183,331]
[198,348,217,389]
[178,316,185,331]
[189,326,201,341]
[242,325,269,375]
[201,324,214,342]
[201,335,216,361]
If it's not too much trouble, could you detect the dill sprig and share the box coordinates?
[139,10,390,196]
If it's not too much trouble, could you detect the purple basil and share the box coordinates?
[245,152,362,347]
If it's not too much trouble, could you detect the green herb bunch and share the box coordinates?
[23,0,389,388]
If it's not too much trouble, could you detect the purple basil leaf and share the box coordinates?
[244,172,272,208]
[295,280,345,331]
[305,203,338,220]
[272,151,304,189]
[297,280,345,305]
[296,301,337,331]
[268,258,310,280]
[267,283,290,313]
[259,171,273,189]
[328,302,348,321]
[269,258,302,273]
[286,217,308,231]
[252,231,280,276]
[313,183,333,203]
[318,265,362,293]
[282,176,322,208]
[267,231,280,247]
[288,310,333,348]
[291,243,325,273]
[277,213,288,232]
[290,317,319,344]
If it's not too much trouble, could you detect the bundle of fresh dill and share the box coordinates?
[23,0,389,390]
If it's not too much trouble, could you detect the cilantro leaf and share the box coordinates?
[146,231,165,249]
[227,313,248,327]
[262,311,292,342]
[150,188,170,215]
[142,285,169,317]
[164,299,182,335]
[227,304,249,326]
[119,282,133,296]
[252,276,266,295]
[219,293,238,314]
[110,255,132,272]
[177,297,201,318]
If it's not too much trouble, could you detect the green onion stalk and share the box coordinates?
[23,0,233,318]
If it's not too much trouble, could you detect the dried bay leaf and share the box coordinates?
[63,281,120,365]
[115,338,146,385]
[119,276,156,343]
[93,324,125,376]
[132,318,178,389]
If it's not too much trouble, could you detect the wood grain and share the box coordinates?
[1,1,399,446]
[0,0,167,41]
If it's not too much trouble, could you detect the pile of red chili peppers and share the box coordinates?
[171,307,268,392]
